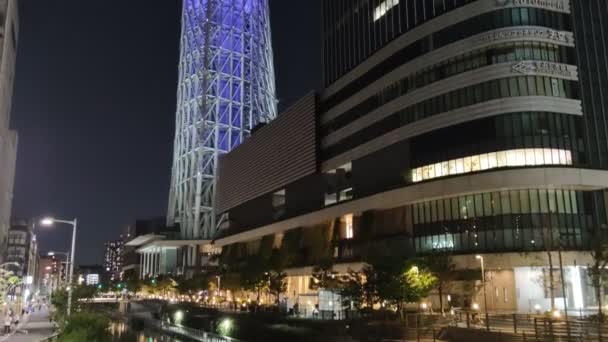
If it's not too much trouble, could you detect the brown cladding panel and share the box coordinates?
[217,93,318,213]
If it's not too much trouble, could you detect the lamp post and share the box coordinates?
[40,217,77,316]
[476,255,488,315]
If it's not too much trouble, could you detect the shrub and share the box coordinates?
[59,312,110,342]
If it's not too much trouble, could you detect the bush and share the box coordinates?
[59,312,110,342]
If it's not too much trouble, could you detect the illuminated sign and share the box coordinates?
[495,0,568,12]
[512,61,575,78]
[476,27,572,45]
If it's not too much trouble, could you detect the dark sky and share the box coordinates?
[10,0,322,265]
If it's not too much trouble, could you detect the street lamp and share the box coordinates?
[476,255,488,315]
[40,217,78,316]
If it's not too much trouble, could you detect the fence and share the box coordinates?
[448,310,608,342]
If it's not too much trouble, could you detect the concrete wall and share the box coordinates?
[0,0,17,261]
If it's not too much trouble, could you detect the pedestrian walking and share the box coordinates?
[3,314,11,334]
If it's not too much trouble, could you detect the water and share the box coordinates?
[110,321,186,342]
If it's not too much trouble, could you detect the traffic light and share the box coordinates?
[151,279,157,285]
[117,283,123,289]
[97,284,102,290]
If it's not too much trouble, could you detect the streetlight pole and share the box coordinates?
[41,217,77,316]
[476,255,488,315]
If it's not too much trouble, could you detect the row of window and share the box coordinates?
[411,148,572,183]
[323,7,571,111]
[322,41,573,135]
[413,189,582,224]
[323,0,478,85]
[410,112,584,167]
[325,187,353,206]
[322,76,577,160]
[414,225,585,253]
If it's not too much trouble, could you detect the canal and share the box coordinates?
[109,321,186,342]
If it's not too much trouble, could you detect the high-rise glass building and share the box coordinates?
[167,0,277,240]
[213,0,608,314]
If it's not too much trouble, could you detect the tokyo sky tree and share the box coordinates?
[168,0,277,240]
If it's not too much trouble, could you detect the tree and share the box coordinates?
[425,251,456,315]
[588,230,608,321]
[340,266,378,311]
[241,257,269,303]
[310,257,341,291]
[268,270,287,305]
[59,312,110,342]
[176,274,209,296]
[0,269,20,305]
[374,257,437,320]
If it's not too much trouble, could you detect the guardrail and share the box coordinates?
[448,310,608,342]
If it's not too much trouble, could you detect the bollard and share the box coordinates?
[513,313,518,333]
[433,328,436,342]
[523,332,527,342]
[466,312,471,328]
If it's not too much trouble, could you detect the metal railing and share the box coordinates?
[448,310,608,342]
[139,314,238,342]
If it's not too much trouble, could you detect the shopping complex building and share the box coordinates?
[211,0,608,314]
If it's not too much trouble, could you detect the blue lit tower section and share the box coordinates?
[168,0,277,239]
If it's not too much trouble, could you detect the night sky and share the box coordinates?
[10,0,322,264]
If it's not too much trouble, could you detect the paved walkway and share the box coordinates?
[1,307,56,342]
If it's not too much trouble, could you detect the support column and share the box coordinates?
[139,253,144,279]
[145,252,150,278]
[155,250,160,276]
[150,250,156,277]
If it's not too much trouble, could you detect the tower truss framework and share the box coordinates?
[168,0,277,240]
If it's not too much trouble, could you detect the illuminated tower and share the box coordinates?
[168,0,277,240]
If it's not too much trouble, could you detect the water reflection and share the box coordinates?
[110,321,184,342]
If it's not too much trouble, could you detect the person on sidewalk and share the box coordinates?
[3,314,11,335]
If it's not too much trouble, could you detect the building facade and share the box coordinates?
[104,239,124,282]
[76,265,103,286]
[0,0,18,261]
[121,217,182,280]
[6,220,36,278]
[5,219,37,303]
[37,254,67,296]
[214,0,608,314]
[167,0,278,245]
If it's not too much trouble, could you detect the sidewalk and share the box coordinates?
[1,307,56,342]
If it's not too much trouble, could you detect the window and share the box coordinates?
[344,214,354,239]
[373,0,399,21]
[325,193,337,206]
[411,148,572,182]
[339,187,353,201]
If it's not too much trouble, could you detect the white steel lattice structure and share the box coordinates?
[168,0,277,240]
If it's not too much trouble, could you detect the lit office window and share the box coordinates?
[373,0,399,21]
[344,214,354,239]
[412,148,572,183]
